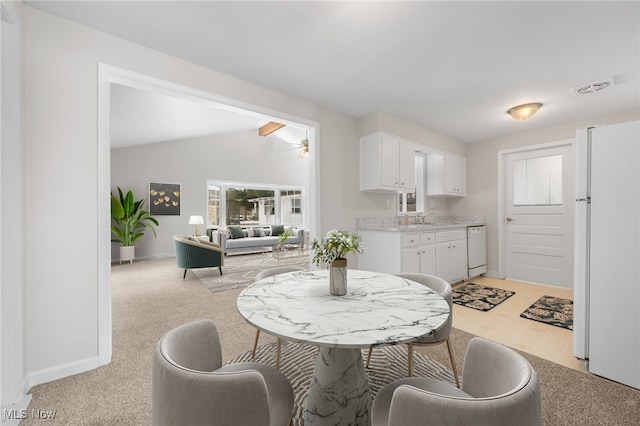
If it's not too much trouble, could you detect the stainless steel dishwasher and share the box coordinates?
[467,225,487,277]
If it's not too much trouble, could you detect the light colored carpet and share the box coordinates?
[21,257,640,425]
[193,251,310,293]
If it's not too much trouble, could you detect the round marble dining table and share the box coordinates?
[236,269,450,426]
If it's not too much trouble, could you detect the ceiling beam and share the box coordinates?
[259,121,285,137]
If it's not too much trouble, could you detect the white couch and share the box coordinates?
[209,225,304,256]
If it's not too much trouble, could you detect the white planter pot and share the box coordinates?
[120,246,135,264]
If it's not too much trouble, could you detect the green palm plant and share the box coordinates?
[110,187,159,247]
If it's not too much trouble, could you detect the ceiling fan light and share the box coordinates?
[507,103,542,121]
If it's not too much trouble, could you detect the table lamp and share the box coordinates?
[188,215,204,236]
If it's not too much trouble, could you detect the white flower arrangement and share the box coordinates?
[311,229,365,266]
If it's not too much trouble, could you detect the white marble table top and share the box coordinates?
[237,269,450,349]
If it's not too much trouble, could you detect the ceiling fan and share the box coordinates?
[284,131,309,158]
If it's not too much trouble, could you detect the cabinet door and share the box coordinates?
[420,245,436,276]
[445,154,466,195]
[449,240,468,282]
[380,134,400,188]
[402,247,421,273]
[398,140,416,192]
[435,242,452,282]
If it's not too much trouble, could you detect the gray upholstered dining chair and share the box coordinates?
[366,273,460,387]
[152,319,294,426]
[371,336,541,426]
[252,266,305,368]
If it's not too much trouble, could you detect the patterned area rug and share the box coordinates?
[520,295,574,330]
[192,251,309,293]
[227,342,455,426]
[453,282,515,312]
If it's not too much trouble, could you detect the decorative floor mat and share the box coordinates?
[453,282,515,312]
[520,295,573,330]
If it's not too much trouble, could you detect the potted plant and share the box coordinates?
[110,187,159,263]
[311,229,364,295]
[277,229,293,251]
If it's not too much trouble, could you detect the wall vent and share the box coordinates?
[572,77,615,96]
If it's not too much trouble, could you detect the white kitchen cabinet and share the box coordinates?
[401,232,436,275]
[360,132,416,193]
[359,229,436,276]
[426,152,466,197]
[435,229,468,283]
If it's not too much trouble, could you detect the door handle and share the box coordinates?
[506,217,514,222]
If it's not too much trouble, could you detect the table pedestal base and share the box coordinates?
[303,347,371,426]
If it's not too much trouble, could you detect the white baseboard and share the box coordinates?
[482,270,500,279]
[27,356,99,390]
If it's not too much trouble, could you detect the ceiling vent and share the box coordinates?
[572,77,614,96]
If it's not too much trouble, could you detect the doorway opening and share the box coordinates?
[97,64,320,365]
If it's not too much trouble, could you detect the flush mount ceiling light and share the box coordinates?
[259,121,285,137]
[507,103,542,121]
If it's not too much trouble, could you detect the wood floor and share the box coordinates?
[452,275,587,373]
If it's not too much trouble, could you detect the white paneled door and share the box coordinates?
[503,142,574,288]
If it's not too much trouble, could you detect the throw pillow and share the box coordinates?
[271,224,285,236]
[229,226,245,239]
[187,235,200,243]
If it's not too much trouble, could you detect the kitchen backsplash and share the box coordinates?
[357,215,486,228]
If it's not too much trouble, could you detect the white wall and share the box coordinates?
[450,109,640,277]
[110,129,309,259]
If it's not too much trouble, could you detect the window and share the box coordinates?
[207,184,221,226]
[513,154,562,206]
[226,188,275,225]
[280,189,303,226]
[399,153,425,214]
[206,180,304,227]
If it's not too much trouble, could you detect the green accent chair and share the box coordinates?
[174,235,224,280]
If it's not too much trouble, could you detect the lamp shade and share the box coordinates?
[507,103,542,120]
[188,215,204,225]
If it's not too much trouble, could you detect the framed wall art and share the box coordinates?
[149,182,181,215]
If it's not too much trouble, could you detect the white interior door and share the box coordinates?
[503,142,575,287]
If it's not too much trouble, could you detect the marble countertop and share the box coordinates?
[357,215,486,232]
[357,223,478,232]
[237,270,449,349]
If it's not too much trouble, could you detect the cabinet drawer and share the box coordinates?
[402,233,420,248]
[419,232,435,245]
[436,229,465,242]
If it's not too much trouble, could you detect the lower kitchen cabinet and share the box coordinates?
[358,228,467,282]
[401,232,436,275]
[434,230,467,282]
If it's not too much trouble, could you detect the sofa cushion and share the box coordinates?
[271,224,285,236]
[247,228,264,238]
[229,226,245,239]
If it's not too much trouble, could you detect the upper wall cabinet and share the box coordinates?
[426,152,466,197]
[360,132,416,193]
